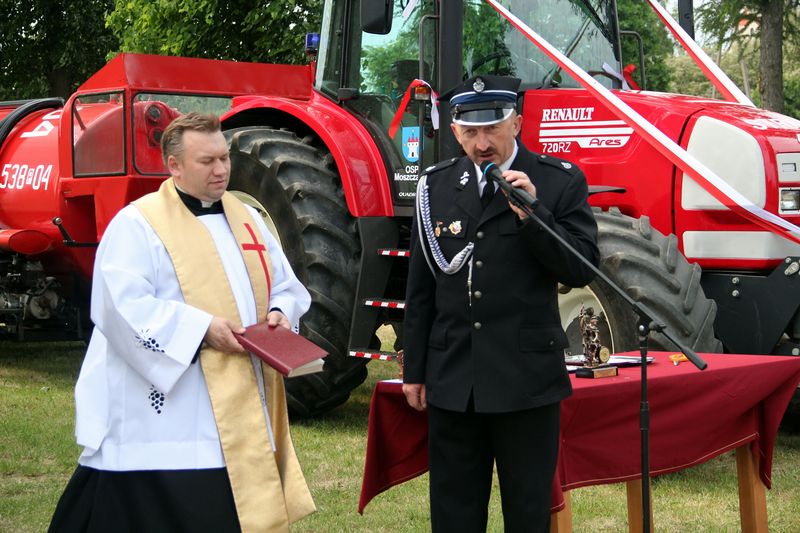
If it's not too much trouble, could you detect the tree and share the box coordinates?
[0,1,118,100]
[667,40,759,100]
[106,0,322,65]
[785,39,800,118]
[695,0,800,113]
[616,0,674,91]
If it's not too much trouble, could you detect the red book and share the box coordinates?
[234,323,327,377]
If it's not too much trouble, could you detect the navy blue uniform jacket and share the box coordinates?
[403,144,600,413]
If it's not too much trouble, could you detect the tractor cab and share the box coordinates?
[315,0,622,208]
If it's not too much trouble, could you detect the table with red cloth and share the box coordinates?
[359,352,800,527]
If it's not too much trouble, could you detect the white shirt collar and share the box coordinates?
[175,183,215,208]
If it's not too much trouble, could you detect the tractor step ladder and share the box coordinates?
[347,233,410,362]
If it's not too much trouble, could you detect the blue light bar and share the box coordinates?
[305,33,320,54]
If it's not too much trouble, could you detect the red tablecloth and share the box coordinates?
[359,352,800,514]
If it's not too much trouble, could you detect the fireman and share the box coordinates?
[402,75,599,532]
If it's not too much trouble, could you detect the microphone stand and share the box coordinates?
[490,172,707,533]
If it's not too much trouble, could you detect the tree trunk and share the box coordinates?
[758,0,784,113]
[46,67,72,100]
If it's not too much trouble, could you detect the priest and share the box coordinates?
[49,113,316,532]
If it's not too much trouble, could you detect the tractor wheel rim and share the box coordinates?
[559,284,615,357]
[229,190,283,247]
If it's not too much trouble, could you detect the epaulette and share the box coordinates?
[535,153,580,175]
[421,157,459,178]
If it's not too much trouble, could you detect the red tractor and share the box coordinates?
[2,0,799,415]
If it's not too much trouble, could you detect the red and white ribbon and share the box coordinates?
[646,0,754,106]
[484,0,800,245]
[622,64,640,91]
[388,79,440,139]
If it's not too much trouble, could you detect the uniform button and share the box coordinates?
[475,260,484,268]
[549,340,555,346]
[476,231,485,239]
[474,322,482,330]
[473,291,482,299]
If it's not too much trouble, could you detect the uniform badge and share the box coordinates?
[459,171,470,186]
[473,77,485,93]
[434,219,465,238]
[561,161,573,169]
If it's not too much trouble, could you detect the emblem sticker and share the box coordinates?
[538,106,632,153]
[402,126,421,163]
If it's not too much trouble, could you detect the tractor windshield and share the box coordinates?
[464,0,619,89]
[315,0,619,203]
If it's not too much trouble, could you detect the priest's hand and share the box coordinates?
[266,310,290,329]
[205,317,246,353]
[403,383,427,411]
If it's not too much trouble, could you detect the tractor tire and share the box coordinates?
[559,208,721,357]
[224,126,367,417]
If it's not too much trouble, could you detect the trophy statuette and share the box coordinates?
[575,305,618,378]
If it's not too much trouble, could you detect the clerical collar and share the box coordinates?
[175,186,224,216]
[474,141,519,194]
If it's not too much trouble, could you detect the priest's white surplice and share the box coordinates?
[74,204,310,471]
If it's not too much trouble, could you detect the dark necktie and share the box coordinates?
[480,182,495,209]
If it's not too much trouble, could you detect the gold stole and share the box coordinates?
[134,179,315,532]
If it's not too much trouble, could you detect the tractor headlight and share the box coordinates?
[779,188,800,214]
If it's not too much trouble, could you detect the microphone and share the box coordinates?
[479,161,539,209]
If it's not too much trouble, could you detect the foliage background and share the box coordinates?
[617,0,674,91]
[0,1,118,101]
[0,0,797,118]
[106,0,323,65]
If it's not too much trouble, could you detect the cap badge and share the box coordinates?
[561,162,573,169]
[473,77,485,93]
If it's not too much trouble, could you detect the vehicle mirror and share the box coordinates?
[361,0,393,35]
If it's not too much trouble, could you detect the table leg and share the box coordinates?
[625,479,653,533]
[736,444,768,533]
[550,490,572,533]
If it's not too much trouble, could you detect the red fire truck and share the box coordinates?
[1,0,799,415]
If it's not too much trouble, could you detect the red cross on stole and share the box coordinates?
[241,222,272,295]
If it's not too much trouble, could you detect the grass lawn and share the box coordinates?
[1,340,799,532]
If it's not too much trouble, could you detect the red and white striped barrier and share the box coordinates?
[349,350,396,361]
[378,249,410,257]
[364,299,406,309]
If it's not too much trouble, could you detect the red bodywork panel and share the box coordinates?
[521,89,800,270]
[521,89,690,233]
[673,102,800,270]
[0,53,389,281]
[225,92,392,218]
[78,53,313,98]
